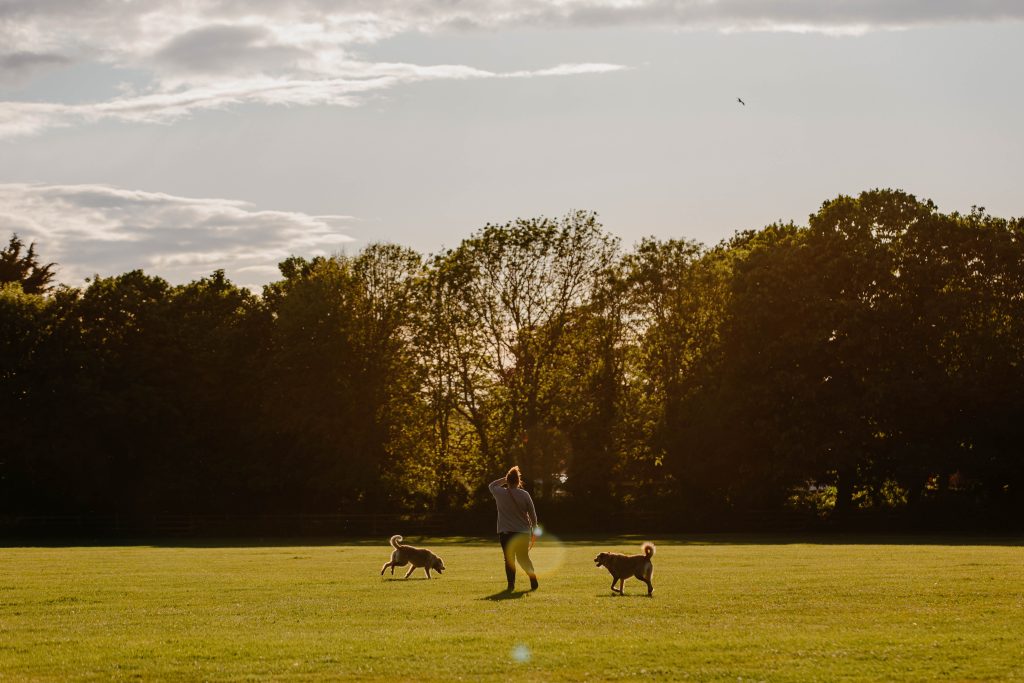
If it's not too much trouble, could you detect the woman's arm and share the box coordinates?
[488,477,507,498]
[525,494,538,529]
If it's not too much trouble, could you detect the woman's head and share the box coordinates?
[506,465,523,489]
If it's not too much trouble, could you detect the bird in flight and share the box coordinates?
[737,97,746,106]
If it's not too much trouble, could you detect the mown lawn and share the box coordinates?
[1,535,1022,681]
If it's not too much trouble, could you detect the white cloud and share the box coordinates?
[0,1,634,138]
[0,183,358,289]
[0,1,1020,137]
[0,62,626,137]
[4,2,1023,64]
[446,0,1024,32]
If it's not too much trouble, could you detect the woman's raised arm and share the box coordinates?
[488,477,506,497]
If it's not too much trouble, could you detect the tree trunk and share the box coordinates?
[833,468,854,518]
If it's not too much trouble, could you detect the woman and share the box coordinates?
[488,465,539,592]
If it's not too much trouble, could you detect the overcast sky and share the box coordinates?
[1,1,1022,289]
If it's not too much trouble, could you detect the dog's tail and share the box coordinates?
[642,542,656,558]
[390,534,403,549]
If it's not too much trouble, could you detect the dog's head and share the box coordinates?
[594,552,610,568]
[432,555,446,574]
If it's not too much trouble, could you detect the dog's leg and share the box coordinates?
[404,566,415,579]
[387,551,399,575]
[610,577,620,593]
[424,566,431,579]
[619,578,626,594]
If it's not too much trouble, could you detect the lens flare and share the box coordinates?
[528,527,566,578]
[511,644,531,663]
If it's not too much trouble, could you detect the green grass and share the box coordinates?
[2,536,1023,681]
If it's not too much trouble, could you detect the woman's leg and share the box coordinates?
[498,533,516,589]
[511,532,538,590]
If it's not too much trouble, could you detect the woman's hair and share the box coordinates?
[506,465,523,489]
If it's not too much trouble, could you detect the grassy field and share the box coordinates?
[1,535,1023,681]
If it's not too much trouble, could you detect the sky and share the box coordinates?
[1,1,1022,290]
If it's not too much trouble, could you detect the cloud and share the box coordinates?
[0,1,635,139]
[482,0,1024,34]
[0,51,70,84]
[0,62,626,137]
[0,1,1021,138]
[0,183,357,289]
[4,2,1023,62]
[152,24,309,76]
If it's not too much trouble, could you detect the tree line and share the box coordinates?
[2,189,1023,529]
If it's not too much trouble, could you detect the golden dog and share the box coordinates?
[594,542,655,596]
[380,534,446,578]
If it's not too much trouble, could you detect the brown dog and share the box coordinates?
[594,542,655,596]
[380,534,446,579]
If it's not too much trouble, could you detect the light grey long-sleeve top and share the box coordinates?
[488,478,538,534]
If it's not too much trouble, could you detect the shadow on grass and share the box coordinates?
[595,592,654,599]
[480,589,528,601]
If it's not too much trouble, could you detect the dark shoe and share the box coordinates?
[529,576,539,591]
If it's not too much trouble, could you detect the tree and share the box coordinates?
[153,270,270,512]
[547,273,629,515]
[622,237,731,511]
[2,191,1021,528]
[263,245,423,511]
[0,234,56,294]
[433,211,620,500]
[413,259,491,510]
[0,282,54,509]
